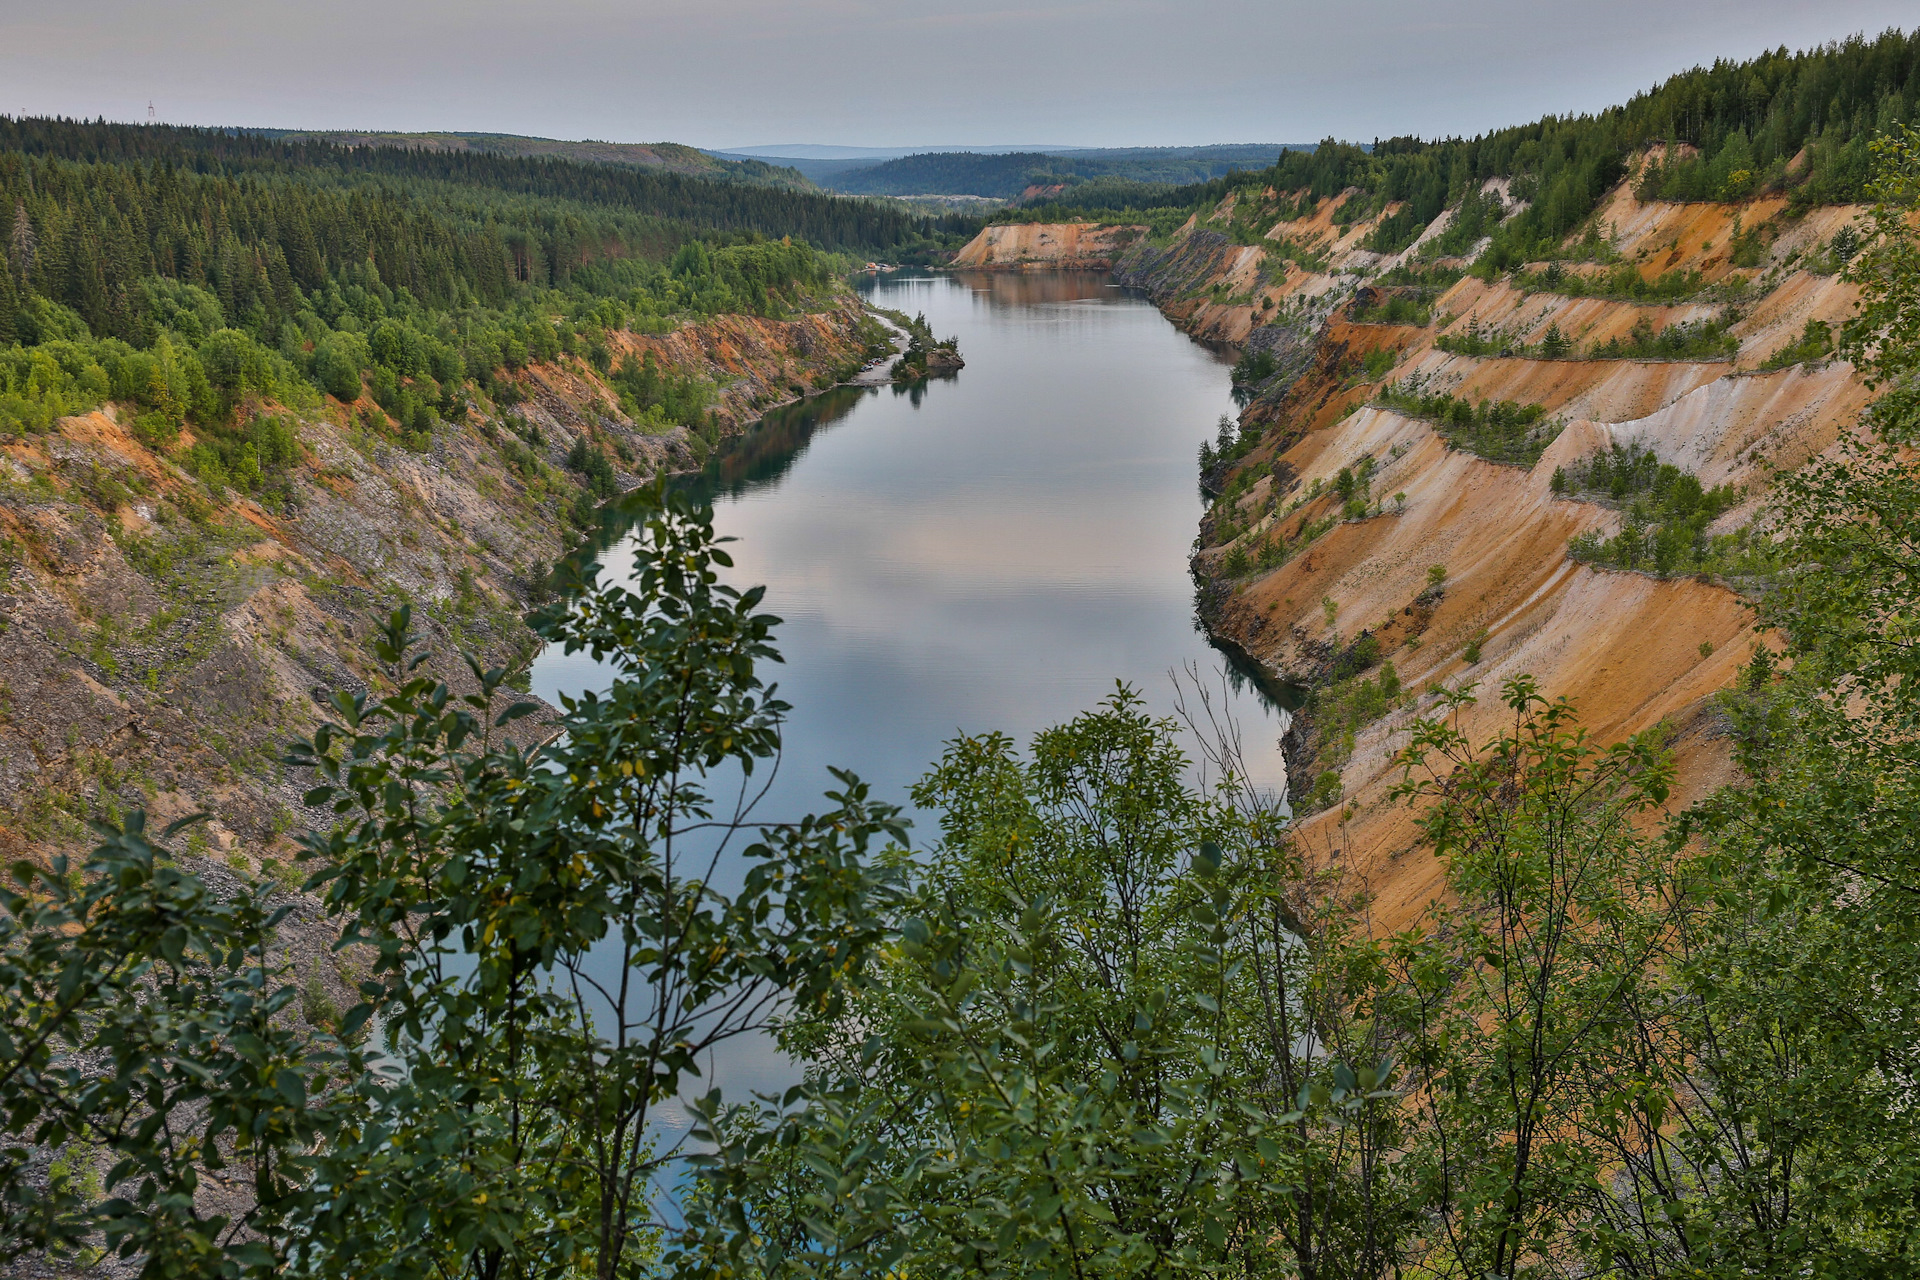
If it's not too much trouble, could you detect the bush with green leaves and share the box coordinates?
[1760,316,1834,369]
[1350,294,1432,326]
[1514,262,1706,303]
[1436,313,1738,364]
[683,685,1410,1280]
[1588,314,1739,361]
[0,484,905,1279]
[0,812,353,1274]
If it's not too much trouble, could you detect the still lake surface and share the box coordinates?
[528,269,1291,1128]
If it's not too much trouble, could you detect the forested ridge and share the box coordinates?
[1017,28,1920,258]
[0,115,970,479]
[827,146,1288,199]
[0,117,970,257]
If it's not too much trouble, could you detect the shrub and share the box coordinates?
[1760,318,1834,370]
[1589,316,1739,361]
[1375,381,1562,465]
[1561,443,1762,577]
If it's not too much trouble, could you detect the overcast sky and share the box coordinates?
[1,0,1914,150]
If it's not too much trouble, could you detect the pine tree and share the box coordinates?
[7,202,33,284]
[0,265,18,346]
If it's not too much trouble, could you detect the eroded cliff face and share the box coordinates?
[955,173,1873,933]
[951,222,1149,271]
[0,294,882,949]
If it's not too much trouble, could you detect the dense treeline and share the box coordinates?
[0,115,967,444]
[1019,28,1920,262]
[0,117,970,255]
[828,146,1283,199]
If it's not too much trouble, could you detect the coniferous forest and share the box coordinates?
[1016,28,1920,255]
[0,116,972,437]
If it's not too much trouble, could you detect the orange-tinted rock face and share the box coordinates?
[951,222,1149,270]
[1090,171,1877,934]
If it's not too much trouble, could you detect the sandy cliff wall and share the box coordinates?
[951,222,1149,270]
[967,175,1875,934]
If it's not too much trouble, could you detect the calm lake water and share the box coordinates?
[528,269,1291,1130]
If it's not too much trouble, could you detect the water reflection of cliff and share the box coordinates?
[946,270,1123,308]
[674,385,870,505]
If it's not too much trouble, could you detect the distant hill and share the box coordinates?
[818,144,1314,199]
[252,130,816,189]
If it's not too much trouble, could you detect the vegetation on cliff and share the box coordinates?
[1373,381,1562,464]
[1551,441,1762,578]
[15,182,1920,1271]
[13,36,1920,1280]
[0,122,904,439]
[1003,28,1920,260]
[1433,313,1741,361]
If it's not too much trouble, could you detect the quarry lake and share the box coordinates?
[527,269,1293,1127]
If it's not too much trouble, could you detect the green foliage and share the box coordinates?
[282,484,901,1279]
[607,349,712,430]
[1374,380,1562,464]
[1438,312,1738,362]
[13,128,1920,1280]
[1841,123,1920,401]
[1589,314,1739,359]
[0,484,904,1279]
[685,687,1407,1280]
[184,412,305,508]
[0,812,354,1275]
[1432,316,1511,357]
[891,310,960,381]
[1392,679,1684,1280]
[1514,262,1707,302]
[1230,346,1278,387]
[1197,412,1260,482]
[1018,33,1920,282]
[1350,294,1432,325]
[1420,187,1507,257]
[0,120,920,445]
[1562,442,1754,575]
[563,435,617,527]
[1760,316,1835,368]
[1310,654,1406,773]
[1644,128,1920,1275]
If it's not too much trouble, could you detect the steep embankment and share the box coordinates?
[0,295,883,918]
[956,171,1872,933]
[951,222,1149,271]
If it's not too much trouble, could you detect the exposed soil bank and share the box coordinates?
[952,222,1149,271]
[0,292,884,910]
[954,174,1872,932]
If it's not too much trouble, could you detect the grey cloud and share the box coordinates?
[0,0,1912,147]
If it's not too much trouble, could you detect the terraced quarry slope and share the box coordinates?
[0,297,883,887]
[958,167,1873,932]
